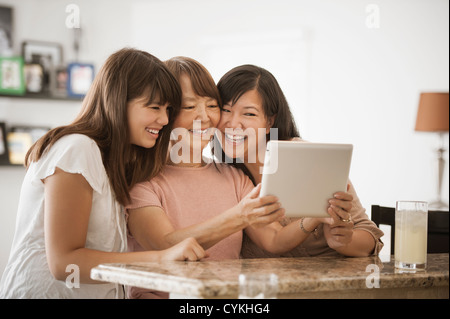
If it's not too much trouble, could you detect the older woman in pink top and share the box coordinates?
[125,57,352,299]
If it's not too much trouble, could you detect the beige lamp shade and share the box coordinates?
[415,92,449,132]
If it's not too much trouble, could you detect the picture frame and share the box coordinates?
[6,126,49,165]
[67,62,94,98]
[0,56,25,96]
[50,65,68,98]
[22,40,63,94]
[6,131,33,165]
[24,63,44,94]
[11,125,49,143]
[0,122,9,165]
[0,6,13,57]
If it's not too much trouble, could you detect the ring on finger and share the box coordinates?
[340,215,352,223]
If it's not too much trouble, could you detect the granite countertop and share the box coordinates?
[91,253,449,298]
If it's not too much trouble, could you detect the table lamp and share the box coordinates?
[415,92,449,209]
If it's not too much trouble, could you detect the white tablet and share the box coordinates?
[260,141,353,218]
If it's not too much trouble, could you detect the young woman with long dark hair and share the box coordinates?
[0,48,206,299]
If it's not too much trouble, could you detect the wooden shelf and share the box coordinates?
[1,93,84,167]
[0,163,24,167]
[0,93,83,102]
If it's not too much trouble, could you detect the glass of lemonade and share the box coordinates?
[395,201,428,270]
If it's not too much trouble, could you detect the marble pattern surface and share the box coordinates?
[91,254,449,298]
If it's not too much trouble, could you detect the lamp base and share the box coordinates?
[429,200,449,210]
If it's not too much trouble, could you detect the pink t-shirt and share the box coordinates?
[126,163,254,299]
[127,162,253,259]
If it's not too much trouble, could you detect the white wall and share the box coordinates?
[0,0,448,274]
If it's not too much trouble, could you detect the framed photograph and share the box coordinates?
[22,40,63,94]
[0,56,25,95]
[0,6,13,56]
[24,63,44,93]
[50,65,68,98]
[11,126,49,143]
[67,62,94,98]
[7,131,32,165]
[0,122,9,165]
[6,126,49,165]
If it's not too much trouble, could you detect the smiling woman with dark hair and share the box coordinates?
[215,64,384,259]
[218,64,300,143]
[0,48,206,299]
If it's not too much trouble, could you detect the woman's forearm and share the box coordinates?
[246,218,322,254]
[162,207,246,250]
[132,187,285,252]
[128,206,247,251]
[332,229,376,257]
[51,237,206,284]
[49,248,164,284]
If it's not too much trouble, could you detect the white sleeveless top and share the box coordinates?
[0,134,127,298]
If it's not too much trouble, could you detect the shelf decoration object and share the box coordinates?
[22,40,63,95]
[6,131,32,165]
[0,56,25,95]
[0,6,13,57]
[50,65,68,98]
[6,126,49,165]
[415,92,449,209]
[24,63,44,94]
[0,122,9,165]
[67,62,94,98]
